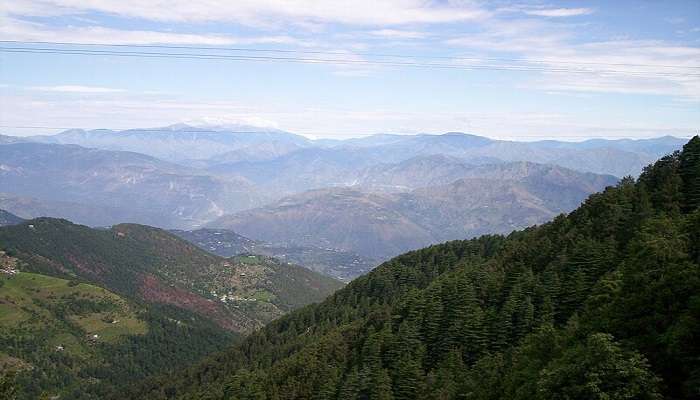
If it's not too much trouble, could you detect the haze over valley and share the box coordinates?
[0,126,684,277]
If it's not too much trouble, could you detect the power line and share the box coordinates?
[2,46,699,77]
[2,40,699,71]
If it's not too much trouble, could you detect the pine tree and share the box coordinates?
[369,368,394,400]
[339,368,361,400]
[392,357,424,400]
[679,136,700,213]
[462,283,486,362]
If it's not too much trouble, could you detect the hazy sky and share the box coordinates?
[1,0,699,140]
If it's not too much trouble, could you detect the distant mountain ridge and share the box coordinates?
[209,162,618,260]
[30,124,312,162]
[0,142,267,228]
[0,126,685,276]
[14,126,687,178]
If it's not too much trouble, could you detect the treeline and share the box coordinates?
[129,136,700,399]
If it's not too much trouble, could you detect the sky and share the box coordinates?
[0,0,699,140]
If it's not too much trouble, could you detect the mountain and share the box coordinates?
[0,209,23,226]
[1,129,684,233]
[209,187,434,260]
[203,134,682,197]
[0,218,342,398]
[0,142,266,228]
[209,163,618,260]
[0,218,342,334]
[128,137,700,400]
[0,134,29,144]
[333,133,686,177]
[172,229,379,282]
[207,146,388,195]
[31,124,312,162]
[351,154,476,192]
[21,127,685,182]
[0,267,232,399]
[0,192,152,227]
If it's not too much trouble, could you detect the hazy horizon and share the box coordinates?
[2,122,697,143]
[1,1,698,141]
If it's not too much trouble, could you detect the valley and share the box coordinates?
[1,127,674,279]
[171,228,378,282]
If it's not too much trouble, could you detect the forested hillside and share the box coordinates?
[130,136,700,399]
[0,269,232,399]
[0,220,341,399]
[0,220,342,333]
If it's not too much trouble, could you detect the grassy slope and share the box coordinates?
[1,259,235,399]
[0,219,343,334]
[0,270,146,398]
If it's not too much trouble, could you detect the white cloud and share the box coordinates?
[30,85,126,93]
[524,8,594,17]
[445,16,700,100]
[2,0,489,26]
[369,29,428,39]
[0,16,305,45]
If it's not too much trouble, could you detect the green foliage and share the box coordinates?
[0,368,18,400]
[0,272,235,400]
[536,333,661,400]
[0,221,342,333]
[126,137,700,400]
[679,136,700,212]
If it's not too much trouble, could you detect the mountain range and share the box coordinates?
[126,136,700,400]
[1,133,697,399]
[31,124,313,163]
[209,162,618,260]
[0,142,266,228]
[0,125,686,278]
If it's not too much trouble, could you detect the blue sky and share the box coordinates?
[0,0,698,140]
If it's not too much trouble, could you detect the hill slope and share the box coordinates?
[0,219,342,399]
[132,136,700,400]
[209,163,618,260]
[0,267,231,400]
[0,209,23,226]
[0,142,265,228]
[0,219,342,333]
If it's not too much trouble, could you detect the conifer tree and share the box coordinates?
[679,136,700,213]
